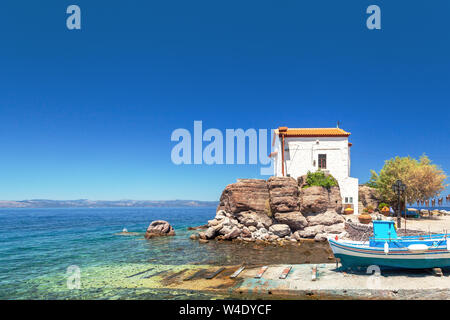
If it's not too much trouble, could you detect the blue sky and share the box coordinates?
[0,0,448,201]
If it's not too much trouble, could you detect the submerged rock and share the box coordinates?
[114,231,141,236]
[189,234,199,240]
[144,220,175,239]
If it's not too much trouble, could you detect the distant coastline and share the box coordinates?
[0,199,218,208]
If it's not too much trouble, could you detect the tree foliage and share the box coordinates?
[369,155,447,206]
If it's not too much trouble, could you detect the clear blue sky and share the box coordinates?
[0,0,448,201]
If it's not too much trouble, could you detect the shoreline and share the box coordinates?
[19,259,450,300]
[119,263,450,300]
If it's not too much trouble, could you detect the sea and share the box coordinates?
[0,207,333,300]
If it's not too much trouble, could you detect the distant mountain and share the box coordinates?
[0,199,219,208]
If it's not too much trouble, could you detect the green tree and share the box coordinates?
[369,155,447,207]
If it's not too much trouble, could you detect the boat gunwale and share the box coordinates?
[328,238,449,256]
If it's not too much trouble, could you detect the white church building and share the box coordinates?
[271,126,359,215]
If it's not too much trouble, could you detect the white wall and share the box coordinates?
[340,177,359,215]
[274,136,350,180]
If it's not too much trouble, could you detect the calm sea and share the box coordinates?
[0,207,332,300]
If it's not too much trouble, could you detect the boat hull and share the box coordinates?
[329,238,450,270]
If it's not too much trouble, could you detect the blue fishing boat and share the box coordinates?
[328,220,450,269]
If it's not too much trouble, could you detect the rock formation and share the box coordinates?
[217,179,269,214]
[145,220,175,239]
[358,185,382,213]
[194,175,349,244]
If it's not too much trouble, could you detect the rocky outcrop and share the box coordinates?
[268,177,307,231]
[194,176,349,244]
[273,212,307,231]
[268,177,300,213]
[145,220,175,239]
[299,185,343,215]
[328,186,343,213]
[217,179,269,214]
[299,186,329,214]
[358,185,382,213]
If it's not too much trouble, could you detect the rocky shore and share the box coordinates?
[191,176,351,244]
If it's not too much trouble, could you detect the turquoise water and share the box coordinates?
[0,207,332,299]
[0,207,216,299]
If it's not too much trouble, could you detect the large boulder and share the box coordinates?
[214,216,239,236]
[299,186,329,214]
[268,224,291,237]
[314,233,328,241]
[328,186,343,214]
[217,179,269,214]
[223,226,241,240]
[204,225,223,239]
[358,185,381,213]
[324,223,346,234]
[268,177,300,213]
[274,212,308,231]
[304,210,345,226]
[145,220,175,239]
[298,174,343,214]
[293,225,325,239]
[252,227,270,240]
[234,210,273,228]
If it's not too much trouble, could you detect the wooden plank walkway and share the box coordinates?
[254,266,268,279]
[230,266,245,279]
[205,267,225,279]
[183,269,206,281]
[279,266,292,279]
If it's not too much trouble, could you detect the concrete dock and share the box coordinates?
[139,263,450,299]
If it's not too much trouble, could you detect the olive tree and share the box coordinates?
[369,155,447,207]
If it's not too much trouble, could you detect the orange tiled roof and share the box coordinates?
[276,127,351,137]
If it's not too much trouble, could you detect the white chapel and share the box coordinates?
[271,126,359,215]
